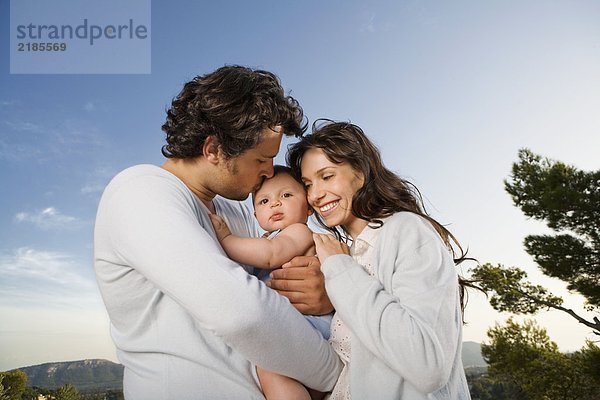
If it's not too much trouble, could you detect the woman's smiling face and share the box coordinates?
[300,148,367,238]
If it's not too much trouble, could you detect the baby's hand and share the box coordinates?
[209,213,232,242]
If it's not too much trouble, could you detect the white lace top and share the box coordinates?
[327,224,380,400]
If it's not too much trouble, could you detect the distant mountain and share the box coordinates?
[462,341,488,368]
[13,343,486,391]
[16,359,123,390]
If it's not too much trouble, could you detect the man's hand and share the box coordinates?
[209,213,232,242]
[267,256,333,316]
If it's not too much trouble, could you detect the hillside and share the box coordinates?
[12,343,487,390]
[16,359,123,390]
[462,341,488,368]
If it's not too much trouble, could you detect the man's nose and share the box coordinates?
[262,161,275,179]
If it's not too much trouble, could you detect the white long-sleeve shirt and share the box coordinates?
[94,165,342,400]
[322,212,471,399]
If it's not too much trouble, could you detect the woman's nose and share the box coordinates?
[308,186,324,204]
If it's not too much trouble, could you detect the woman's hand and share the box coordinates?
[312,233,350,263]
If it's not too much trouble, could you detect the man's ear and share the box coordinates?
[203,135,221,165]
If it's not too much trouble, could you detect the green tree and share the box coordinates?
[467,373,522,400]
[571,341,600,388]
[482,318,599,400]
[0,376,11,400]
[105,389,124,400]
[20,387,40,400]
[0,370,28,400]
[471,148,600,334]
[54,384,81,400]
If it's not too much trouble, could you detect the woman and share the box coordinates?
[287,120,473,399]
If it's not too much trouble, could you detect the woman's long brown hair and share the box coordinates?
[287,119,479,315]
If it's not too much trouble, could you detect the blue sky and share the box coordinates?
[1,0,599,371]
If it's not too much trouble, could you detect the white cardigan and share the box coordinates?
[321,212,471,399]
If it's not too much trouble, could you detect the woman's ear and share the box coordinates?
[355,170,366,189]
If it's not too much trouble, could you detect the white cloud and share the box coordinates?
[54,119,105,148]
[1,118,106,162]
[360,14,376,33]
[5,120,44,133]
[0,100,18,107]
[81,165,116,195]
[14,207,83,230]
[0,247,88,285]
[0,135,42,162]
[81,183,107,194]
[0,247,98,310]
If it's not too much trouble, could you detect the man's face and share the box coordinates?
[216,126,283,201]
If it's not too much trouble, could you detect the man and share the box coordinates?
[94,66,341,399]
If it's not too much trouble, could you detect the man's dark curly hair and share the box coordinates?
[161,65,307,159]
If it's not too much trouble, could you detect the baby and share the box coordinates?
[210,165,331,400]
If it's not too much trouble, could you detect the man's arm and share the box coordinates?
[101,176,341,391]
[268,256,334,316]
[210,214,313,269]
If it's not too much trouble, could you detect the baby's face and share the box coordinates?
[253,173,312,233]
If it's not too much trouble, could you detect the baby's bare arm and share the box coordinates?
[210,216,313,270]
